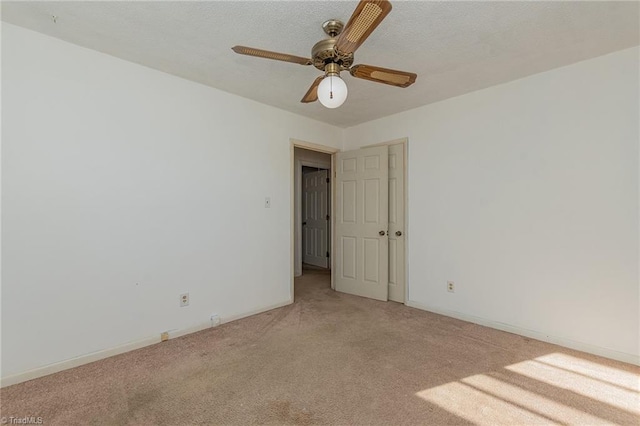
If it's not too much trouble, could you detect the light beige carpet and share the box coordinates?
[1,267,639,425]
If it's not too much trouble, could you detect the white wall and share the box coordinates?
[1,23,343,382]
[2,23,638,385]
[344,47,640,363]
[293,148,331,276]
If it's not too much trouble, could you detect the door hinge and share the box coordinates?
[326,251,330,258]
[326,177,330,183]
[326,214,330,220]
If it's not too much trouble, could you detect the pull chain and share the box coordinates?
[330,76,334,99]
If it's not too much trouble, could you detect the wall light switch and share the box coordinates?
[265,197,271,208]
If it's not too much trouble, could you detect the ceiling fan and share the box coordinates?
[232,0,417,109]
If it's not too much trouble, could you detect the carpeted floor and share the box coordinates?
[1,267,639,425]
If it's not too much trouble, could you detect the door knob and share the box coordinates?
[379,230,386,236]
[396,231,402,236]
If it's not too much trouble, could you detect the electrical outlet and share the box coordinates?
[447,281,455,293]
[211,314,221,327]
[180,293,189,307]
[161,332,169,342]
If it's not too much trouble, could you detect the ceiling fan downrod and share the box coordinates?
[322,20,344,38]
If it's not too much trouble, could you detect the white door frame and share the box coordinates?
[290,139,338,302]
[360,137,409,304]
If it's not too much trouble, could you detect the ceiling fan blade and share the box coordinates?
[232,46,312,66]
[301,76,324,103]
[334,0,392,56]
[350,64,417,88]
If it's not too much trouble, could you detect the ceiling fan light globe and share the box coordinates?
[318,75,348,108]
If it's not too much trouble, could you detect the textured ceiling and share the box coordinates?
[2,1,639,128]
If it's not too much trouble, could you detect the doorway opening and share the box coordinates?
[291,140,338,303]
[289,138,407,305]
[294,147,332,278]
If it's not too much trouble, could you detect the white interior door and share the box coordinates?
[335,146,389,301]
[388,143,405,303]
[302,169,329,268]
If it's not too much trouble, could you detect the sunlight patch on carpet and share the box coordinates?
[416,380,553,425]
[506,355,640,415]
[415,352,640,424]
[534,353,639,392]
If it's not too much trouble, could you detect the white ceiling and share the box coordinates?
[2,1,638,128]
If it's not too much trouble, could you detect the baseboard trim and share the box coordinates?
[1,299,293,388]
[405,300,640,366]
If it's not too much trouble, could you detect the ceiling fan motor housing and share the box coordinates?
[312,20,354,72]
